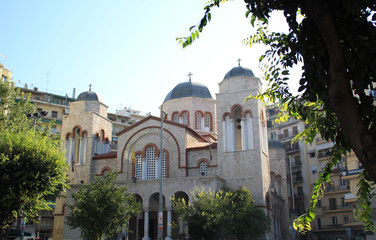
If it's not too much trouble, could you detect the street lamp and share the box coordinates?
[26,111,48,136]
[158,105,167,240]
[20,111,48,240]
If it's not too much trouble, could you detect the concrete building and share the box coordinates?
[0,63,12,82]
[53,64,290,240]
[267,108,376,240]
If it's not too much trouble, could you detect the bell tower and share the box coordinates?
[216,62,270,205]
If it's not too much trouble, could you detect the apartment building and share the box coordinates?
[267,107,376,240]
[267,108,310,221]
[0,63,12,82]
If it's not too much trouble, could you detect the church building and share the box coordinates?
[53,64,290,240]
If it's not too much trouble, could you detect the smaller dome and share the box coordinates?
[76,91,103,102]
[164,81,212,103]
[268,139,284,149]
[224,66,254,79]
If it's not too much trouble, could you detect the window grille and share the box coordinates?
[135,154,143,179]
[162,152,167,178]
[146,146,156,179]
[182,112,189,125]
[204,113,210,129]
[200,161,208,176]
[196,112,202,130]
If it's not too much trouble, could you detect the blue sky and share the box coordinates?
[0,0,300,116]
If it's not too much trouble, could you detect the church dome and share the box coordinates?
[224,66,254,79]
[164,81,213,103]
[76,90,103,103]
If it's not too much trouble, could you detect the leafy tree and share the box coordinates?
[66,172,141,240]
[177,0,376,233]
[172,187,270,240]
[0,81,68,239]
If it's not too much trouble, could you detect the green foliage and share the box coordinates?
[179,0,376,234]
[172,187,270,240]
[355,171,376,232]
[66,172,141,240]
[0,81,68,235]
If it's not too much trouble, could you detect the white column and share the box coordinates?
[78,137,82,164]
[222,121,227,151]
[229,119,235,151]
[246,116,254,150]
[165,208,172,240]
[81,135,87,164]
[242,117,248,150]
[69,138,73,164]
[142,210,151,240]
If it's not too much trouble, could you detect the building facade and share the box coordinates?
[267,108,376,240]
[53,65,290,240]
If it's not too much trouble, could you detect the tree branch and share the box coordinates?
[305,0,376,181]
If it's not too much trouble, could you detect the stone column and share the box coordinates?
[142,209,151,240]
[165,207,172,240]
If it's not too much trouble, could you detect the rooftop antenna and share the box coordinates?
[0,54,7,66]
[0,54,7,61]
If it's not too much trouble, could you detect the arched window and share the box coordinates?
[196,112,202,130]
[78,132,87,164]
[146,146,156,179]
[135,146,168,180]
[271,172,276,191]
[204,113,211,131]
[223,113,233,152]
[94,135,100,154]
[135,154,143,180]
[65,135,72,164]
[72,128,81,164]
[200,161,208,176]
[243,111,254,150]
[172,112,180,123]
[182,111,189,126]
[100,130,105,153]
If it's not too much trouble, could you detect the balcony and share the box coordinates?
[294,192,305,199]
[293,176,303,183]
[322,205,352,213]
[286,146,300,154]
[317,151,330,160]
[325,185,350,195]
[291,165,301,173]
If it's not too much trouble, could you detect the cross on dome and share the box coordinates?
[237,58,241,66]
[187,72,193,82]
[89,84,92,91]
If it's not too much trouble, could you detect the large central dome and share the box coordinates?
[164,81,212,103]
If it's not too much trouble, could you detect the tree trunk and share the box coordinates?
[305,0,376,182]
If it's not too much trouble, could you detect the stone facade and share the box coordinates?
[53,65,290,240]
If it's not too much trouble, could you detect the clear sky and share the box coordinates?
[0,0,300,116]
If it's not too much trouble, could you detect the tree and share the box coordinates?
[0,81,68,239]
[177,0,376,233]
[172,187,270,240]
[66,172,141,240]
